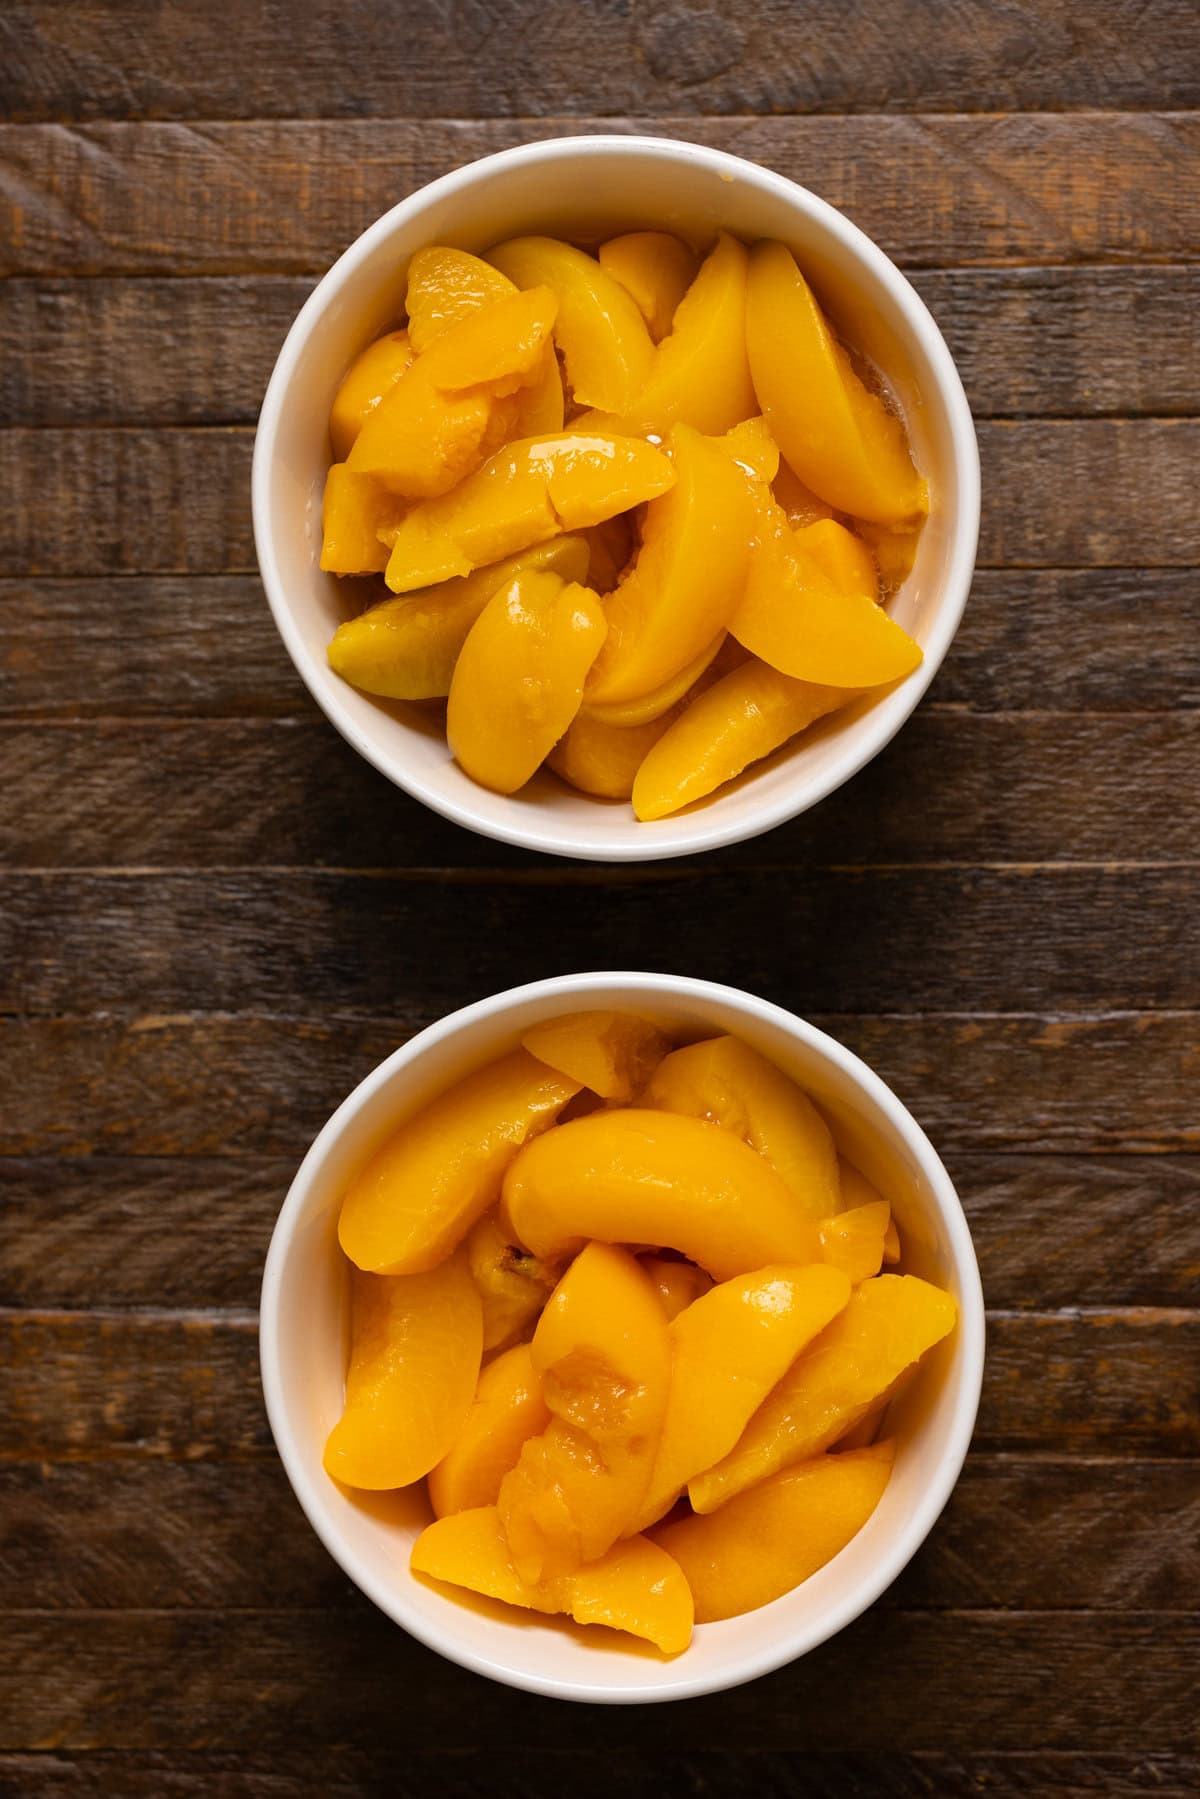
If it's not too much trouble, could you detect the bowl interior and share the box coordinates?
[256,137,976,861]
[262,975,983,1702]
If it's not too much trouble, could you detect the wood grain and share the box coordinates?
[2,715,1196,869]
[1,1456,1195,1613]
[4,1153,1196,1313]
[4,569,1197,720]
[3,1,1198,119]
[0,1608,1195,1751]
[2,116,1198,278]
[5,267,1197,426]
[0,1012,1195,1162]
[3,866,1198,1017]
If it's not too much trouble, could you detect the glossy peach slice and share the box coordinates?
[690,1274,956,1511]
[498,1243,671,1581]
[641,1255,713,1322]
[412,1506,693,1654]
[338,1048,580,1275]
[465,1208,564,1355]
[404,246,516,355]
[818,1201,890,1284]
[839,1161,902,1264]
[548,704,681,801]
[502,1108,822,1280]
[323,1252,482,1490]
[428,1341,551,1517]
[488,236,655,413]
[319,464,408,575]
[633,1262,853,1530]
[654,1442,894,1621]
[326,536,589,701]
[383,432,675,592]
[330,330,414,461]
[522,1010,671,1103]
[773,457,835,528]
[720,415,780,485]
[799,518,879,602]
[644,1035,841,1218]
[598,231,699,342]
[746,240,927,524]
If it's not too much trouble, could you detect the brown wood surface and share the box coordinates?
[1,4,1197,1793]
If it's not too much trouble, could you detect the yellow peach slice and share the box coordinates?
[689,1274,956,1511]
[488,236,655,413]
[548,704,680,801]
[465,1208,564,1355]
[338,1048,580,1275]
[583,424,754,716]
[412,1506,693,1654]
[654,1442,894,1621]
[383,432,675,592]
[502,1108,822,1280]
[837,1161,901,1263]
[404,245,517,355]
[641,1255,713,1322]
[330,330,415,461]
[883,1217,901,1263]
[746,240,927,524]
[583,629,728,731]
[326,536,590,701]
[720,415,780,485]
[319,464,408,576]
[323,1253,482,1490]
[446,571,607,794]
[597,231,699,343]
[522,1010,671,1103]
[773,457,835,528]
[643,1035,841,1218]
[633,1262,853,1530]
[858,517,922,593]
[799,518,879,602]
[515,347,565,436]
[818,1200,890,1284]
[498,1243,671,1581]
[428,1341,551,1517]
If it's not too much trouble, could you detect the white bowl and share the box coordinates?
[260,972,985,1703]
[253,135,980,863]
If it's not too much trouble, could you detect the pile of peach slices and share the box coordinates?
[325,1013,956,1656]
[321,231,928,819]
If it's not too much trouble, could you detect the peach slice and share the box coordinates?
[319,464,408,576]
[412,1505,693,1654]
[322,1252,482,1490]
[404,246,517,355]
[522,1010,671,1103]
[502,1108,822,1280]
[598,231,699,342]
[689,1274,956,1511]
[644,1035,841,1217]
[548,704,682,801]
[641,1255,713,1322]
[330,329,415,461]
[818,1200,891,1284]
[326,536,590,701]
[338,1048,580,1275]
[428,1341,551,1517]
[654,1442,894,1621]
[465,1208,564,1355]
[488,235,655,413]
[798,518,879,602]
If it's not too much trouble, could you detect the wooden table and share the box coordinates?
[2,5,1197,1792]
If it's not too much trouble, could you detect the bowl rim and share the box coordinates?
[259,970,986,1703]
[251,132,981,864]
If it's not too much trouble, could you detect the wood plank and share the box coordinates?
[3,1,1199,120]
[3,570,1195,720]
[1,1457,1194,1613]
[2,117,1198,278]
[5,268,1198,426]
[1,1012,1194,1161]
[0,1608,1194,1751]
[4,421,1198,575]
[3,1153,1196,1313]
[0,1751,1195,1799]
[1,715,1195,869]
[3,867,1197,1018]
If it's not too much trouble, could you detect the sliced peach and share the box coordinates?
[446,571,607,794]
[690,1274,956,1511]
[487,236,655,413]
[326,536,589,701]
[633,1262,853,1530]
[720,415,780,485]
[583,630,727,730]
[773,457,835,528]
[319,464,408,575]
[818,1200,890,1284]
[412,1506,693,1654]
[858,517,922,593]
[515,346,565,435]
[837,1162,901,1264]
[631,656,851,821]
[498,1243,671,1581]
[503,1108,822,1280]
[548,703,681,801]
[883,1217,902,1263]
[522,1010,671,1103]
[330,330,415,461]
[654,1442,894,1621]
[597,231,699,343]
[383,432,675,593]
[465,1207,564,1355]
[428,1341,551,1517]
[799,518,879,602]
[584,424,754,716]
[746,240,926,524]
[323,1252,482,1490]
[338,1048,580,1275]
[644,1035,841,1218]
[641,1255,713,1322]
[404,246,516,355]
